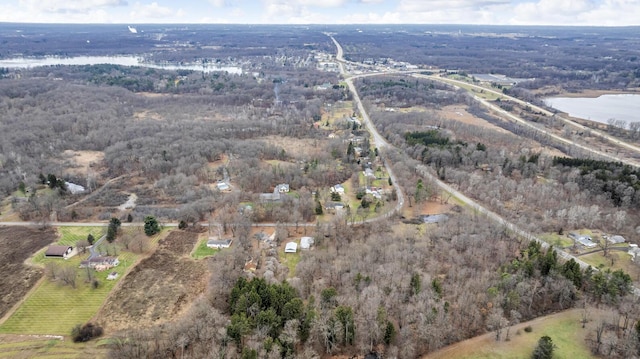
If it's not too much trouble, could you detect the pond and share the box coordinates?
[0,55,243,74]
[545,94,640,125]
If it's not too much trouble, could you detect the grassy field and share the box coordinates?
[0,227,166,336]
[280,251,301,278]
[192,238,220,259]
[0,335,108,358]
[580,248,640,281]
[0,250,137,335]
[539,233,574,248]
[425,309,599,359]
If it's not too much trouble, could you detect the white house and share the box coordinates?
[300,237,314,250]
[207,239,232,249]
[216,182,230,191]
[284,242,298,253]
[331,184,345,194]
[66,182,85,195]
[276,184,290,193]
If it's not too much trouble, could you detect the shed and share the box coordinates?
[106,272,119,280]
[284,242,298,253]
[45,245,73,259]
[300,237,314,250]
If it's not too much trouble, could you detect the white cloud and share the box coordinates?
[208,0,230,7]
[18,0,126,13]
[398,0,510,12]
[130,2,184,20]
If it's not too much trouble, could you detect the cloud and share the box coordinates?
[208,0,230,7]
[130,2,185,19]
[398,0,510,12]
[19,0,127,13]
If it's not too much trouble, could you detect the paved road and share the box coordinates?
[328,34,596,271]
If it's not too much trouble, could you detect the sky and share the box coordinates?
[1,0,639,26]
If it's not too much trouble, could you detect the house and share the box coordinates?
[568,232,597,248]
[207,238,233,249]
[45,245,74,259]
[284,242,298,253]
[606,235,626,244]
[300,237,314,250]
[331,184,345,194]
[106,272,119,280]
[276,184,290,193]
[65,182,85,195]
[324,201,345,212]
[216,181,230,191]
[80,256,119,271]
[364,168,376,178]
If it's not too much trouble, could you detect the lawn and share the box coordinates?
[192,238,221,259]
[281,251,301,278]
[424,309,598,359]
[579,249,640,281]
[0,227,166,336]
[0,249,138,335]
[0,335,108,358]
[539,233,574,248]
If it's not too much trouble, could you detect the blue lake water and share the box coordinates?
[545,94,640,125]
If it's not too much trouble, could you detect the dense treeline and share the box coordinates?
[108,211,634,358]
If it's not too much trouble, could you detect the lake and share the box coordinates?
[545,94,640,125]
[0,55,243,75]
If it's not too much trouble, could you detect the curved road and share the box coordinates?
[425,75,640,167]
[329,34,597,271]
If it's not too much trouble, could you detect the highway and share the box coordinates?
[328,34,600,271]
[427,75,640,167]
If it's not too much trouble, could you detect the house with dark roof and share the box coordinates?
[44,245,74,259]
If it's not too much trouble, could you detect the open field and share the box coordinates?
[192,236,221,259]
[0,250,138,335]
[0,227,57,320]
[0,335,108,359]
[580,249,640,280]
[95,231,207,332]
[424,308,602,359]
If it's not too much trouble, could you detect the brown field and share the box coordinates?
[262,135,329,158]
[62,150,104,175]
[438,104,509,133]
[95,231,207,332]
[0,227,57,321]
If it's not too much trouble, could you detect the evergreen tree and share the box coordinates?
[144,216,160,236]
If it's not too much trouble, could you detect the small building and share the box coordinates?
[65,182,85,195]
[106,272,119,280]
[364,168,376,178]
[331,184,345,194]
[284,242,298,253]
[207,238,232,249]
[300,237,314,250]
[216,181,230,191]
[45,245,74,259]
[569,232,597,248]
[324,201,345,212]
[606,235,626,244]
[276,184,290,193]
